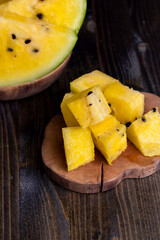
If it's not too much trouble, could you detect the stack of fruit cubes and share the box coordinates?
[61,70,160,171]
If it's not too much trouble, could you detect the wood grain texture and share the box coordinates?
[0,0,160,239]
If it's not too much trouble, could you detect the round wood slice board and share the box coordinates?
[42,92,160,193]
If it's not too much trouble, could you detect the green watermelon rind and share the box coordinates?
[75,0,87,33]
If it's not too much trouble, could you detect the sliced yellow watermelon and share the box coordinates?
[0,0,87,32]
[0,11,77,86]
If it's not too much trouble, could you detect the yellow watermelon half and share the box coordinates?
[0,0,87,86]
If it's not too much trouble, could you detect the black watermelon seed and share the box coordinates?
[142,117,146,122]
[32,48,39,53]
[25,39,31,44]
[126,122,131,127]
[152,107,157,112]
[36,13,44,19]
[116,129,120,131]
[7,47,13,52]
[122,133,124,137]
[108,103,111,107]
[89,103,92,106]
[11,34,16,39]
[87,91,93,96]
[99,100,101,102]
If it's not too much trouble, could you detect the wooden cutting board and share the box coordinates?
[41,92,160,193]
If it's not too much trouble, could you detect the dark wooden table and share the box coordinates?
[1,0,160,239]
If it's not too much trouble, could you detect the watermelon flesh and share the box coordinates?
[0,11,77,86]
[0,0,87,32]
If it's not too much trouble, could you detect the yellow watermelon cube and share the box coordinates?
[89,115,120,138]
[70,70,117,93]
[67,85,111,128]
[104,81,144,124]
[90,115,127,164]
[127,107,160,156]
[62,127,95,171]
[94,124,127,165]
[60,93,79,127]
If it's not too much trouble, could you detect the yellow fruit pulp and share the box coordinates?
[67,85,111,128]
[67,92,90,128]
[0,0,87,32]
[62,127,95,171]
[89,115,119,138]
[35,0,87,32]
[90,115,127,164]
[104,81,144,124]
[70,70,117,93]
[94,124,127,165]
[127,107,160,156]
[0,11,77,86]
[0,0,36,18]
[60,93,79,127]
